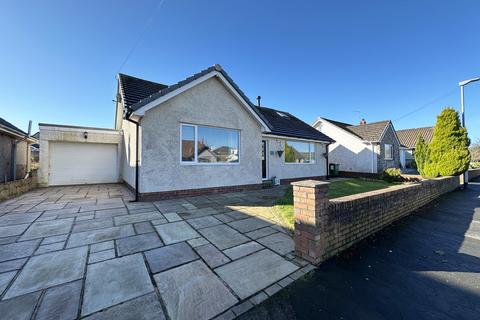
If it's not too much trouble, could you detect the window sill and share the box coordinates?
[180,162,240,166]
[283,162,316,165]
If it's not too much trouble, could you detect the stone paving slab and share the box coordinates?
[35,242,65,255]
[0,223,30,237]
[72,218,113,233]
[5,247,88,299]
[0,258,26,273]
[244,226,278,240]
[228,217,272,233]
[188,216,223,229]
[155,221,199,244]
[257,232,295,256]
[0,212,42,226]
[82,254,154,316]
[35,280,82,320]
[195,244,231,268]
[89,249,115,264]
[215,249,298,299]
[66,225,135,248]
[0,239,41,262]
[0,271,16,295]
[134,221,155,234]
[223,241,264,260]
[19,218,74,241]
[84,293,166,320]
[198,224,249,250]
[145,242,198,273]
[155,260,238,320]
[0,291,41,320]
[114,211,164,225]
[116,232,163,256]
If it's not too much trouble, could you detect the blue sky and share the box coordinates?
[1,0,479,141]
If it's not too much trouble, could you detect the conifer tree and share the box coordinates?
[423,108,470,177]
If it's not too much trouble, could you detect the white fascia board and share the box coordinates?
[134,71,270,132]
[378,122,401,146]
[39,124,122,135]
[262,133,331,144]
[316,117,369,143]
[0,125,38,143]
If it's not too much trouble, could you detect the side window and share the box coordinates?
[384,144,393,160]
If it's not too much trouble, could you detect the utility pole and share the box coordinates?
[459,77,480,187]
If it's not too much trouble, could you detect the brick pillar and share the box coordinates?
[291,180,330,265]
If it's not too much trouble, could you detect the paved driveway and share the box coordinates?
[240,180,480,320]
[0,184,312,320]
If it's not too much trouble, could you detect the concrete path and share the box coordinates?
[0,184,312,320]
[239,180,480,320]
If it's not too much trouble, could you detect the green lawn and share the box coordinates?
[273,178,395,231]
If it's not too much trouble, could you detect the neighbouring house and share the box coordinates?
[312,118,401,176]
[0,117,38,182]
[39,65,333,199]
[396,127,434,169]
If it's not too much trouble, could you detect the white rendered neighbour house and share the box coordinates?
[312,118,401,175]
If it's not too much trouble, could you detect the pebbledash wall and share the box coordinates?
[292,175,465,265]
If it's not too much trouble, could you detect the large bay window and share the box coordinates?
[284,140,316,164]
[181,124,239,164]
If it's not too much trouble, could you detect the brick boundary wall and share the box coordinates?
[338,171,380,179]
[469,168,480,181]
[0,175,38,202]
[292,175,461,265]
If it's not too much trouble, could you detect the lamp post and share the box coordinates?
[459,77,480,187]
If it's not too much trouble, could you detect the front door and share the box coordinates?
[262,140,267,179]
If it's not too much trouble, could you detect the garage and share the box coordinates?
[39,124,122,187]
[49,142,118,185]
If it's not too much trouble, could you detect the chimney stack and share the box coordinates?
[360,118,367,125]
[256,96,261,107]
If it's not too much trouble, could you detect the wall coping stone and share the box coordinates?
[291,180,330,188]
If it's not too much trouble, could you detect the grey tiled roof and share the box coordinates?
[347,120,391,142]
[118,73,168,108]
[119,65,333,142]
[259,107,334,142]
[323,118,391,142]
[397,127,434,148]
[0,117,27,136]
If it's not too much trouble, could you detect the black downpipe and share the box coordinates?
[125,108,140,202]
[326,143,330,180]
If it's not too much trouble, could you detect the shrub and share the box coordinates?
[423,108,470,177]
[470,161,480,169]
[415,136,428,177]
[381,168,403,182]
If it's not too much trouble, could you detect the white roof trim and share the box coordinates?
[378,121,401,146]
[313,117,368,143]
[133,71,270,132]
[0,125,38,143]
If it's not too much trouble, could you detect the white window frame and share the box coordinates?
[384,144,393,160]
[180,123,240,166]
[284,140,316,165]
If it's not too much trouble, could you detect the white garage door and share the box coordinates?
[49,142,119,186]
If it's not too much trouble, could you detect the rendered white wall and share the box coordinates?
[263,136,327,181]
[314,119,376,173]
[139,77,263,193]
